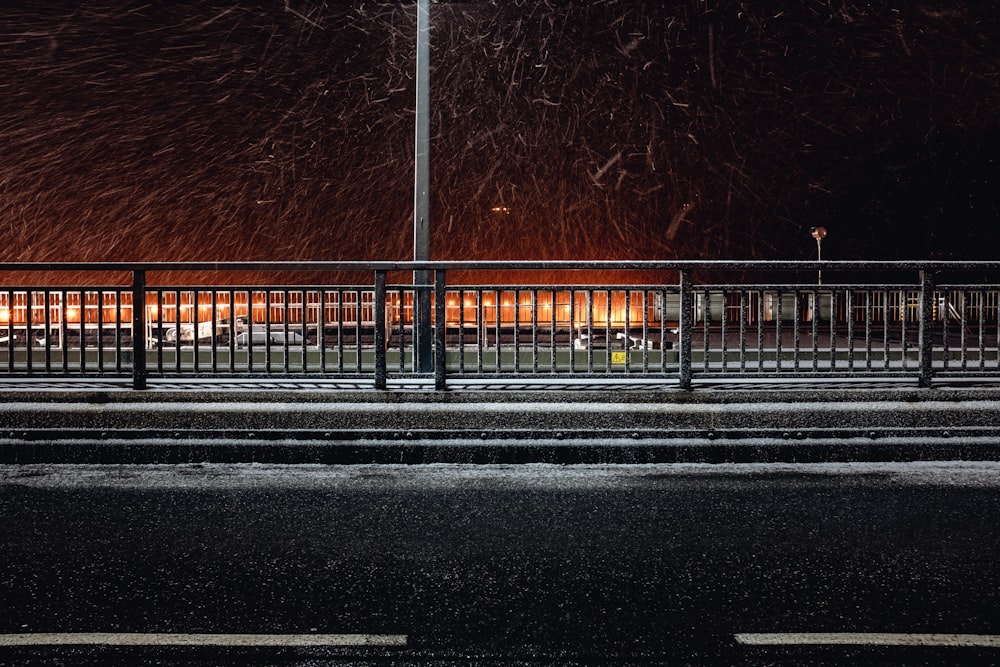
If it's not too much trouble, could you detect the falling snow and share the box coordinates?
[0,1,998,284]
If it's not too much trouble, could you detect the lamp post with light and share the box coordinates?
[810,226,827,285]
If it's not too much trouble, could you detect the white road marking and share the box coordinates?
[0,633,406,647]
[736,633,1000,648]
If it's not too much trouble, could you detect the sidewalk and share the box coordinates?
[2,377,1000,464]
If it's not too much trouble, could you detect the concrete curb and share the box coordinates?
[2,386,1000,463]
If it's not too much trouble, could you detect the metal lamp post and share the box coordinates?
[810,226,827,285]
[413,0,432,373]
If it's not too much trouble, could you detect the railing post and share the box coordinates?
[434,269,447,390]
[918,269,935,388]
[374,270,388,390]
[131,270,147,390]
[679,269,693,390]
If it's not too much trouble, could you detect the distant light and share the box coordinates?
[491,206,510,214]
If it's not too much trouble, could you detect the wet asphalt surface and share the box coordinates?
[2,461,1000,665]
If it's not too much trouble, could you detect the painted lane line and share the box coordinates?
[736,633,1000,648]
[0,633,406,647]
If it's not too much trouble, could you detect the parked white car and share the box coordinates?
[236,328,304,348]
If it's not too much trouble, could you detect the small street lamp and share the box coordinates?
[810,226,828,285]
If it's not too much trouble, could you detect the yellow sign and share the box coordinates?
[611,351,627,365]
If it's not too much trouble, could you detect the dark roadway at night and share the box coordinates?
[2,462,1000,666]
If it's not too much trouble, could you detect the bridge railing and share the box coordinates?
[1,260,999,389]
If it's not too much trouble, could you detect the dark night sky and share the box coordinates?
[1,1,998,270]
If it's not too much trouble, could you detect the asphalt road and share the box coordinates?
[2,461,1000,665]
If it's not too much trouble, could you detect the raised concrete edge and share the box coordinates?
[1,382,1000,464]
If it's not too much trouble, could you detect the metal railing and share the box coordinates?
[2,260,1000,389]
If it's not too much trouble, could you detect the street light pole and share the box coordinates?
[810,226,827,286]
[413,0,432,373]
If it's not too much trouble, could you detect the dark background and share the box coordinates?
[2,1,997,270]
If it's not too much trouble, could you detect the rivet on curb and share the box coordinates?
[942,430,951,438]
[868,431,878,439]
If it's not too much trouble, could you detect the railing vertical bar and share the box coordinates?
[131,272,147,389]
[584,289,594,375]
[191,291,200,374]
[319,289,328,373]
[458,288,465,375]
[25,290,34,375]
[828,289,837,371]
[205,290,216,373]
[960,290,968,370]
[76,291,85,375]
[354,288,363,375]
[739,290,747,373]
[882,289,891,371]
[810,289,819,371]
[43,289,52,374]
[374,271,387,390]
[494,290,502,374]
[228,290,237,374]
[297,290,308,372]
[281,289,290,374]
[792,289,801,371]
[846,290,855,372]
[173,289,182,374]
[114,290,123,375]
[757,292,764,373]
[624,289,632,374]
[622,289,631,374]
[774,289,783,373]
[434,270,447,390]
[659,288,667,374]
[701,289,710,373]
[604,287,614,373]
[899,289,908,371]
[476,288,485,375]
[568,290,577,373]
[513,288,521,374]
[940,290,950,370]
[96,290,105,374]
[679,269,692,390]
[335,289,344,374]
[531,289,539,374]
[641,290,650,373]
[995,289,1000,369]
[5,290,13,373]
[153,290,162,373]
[865,289,873,372]
[720,288,728,372]
[549,289,557,374]
[605,290,612,373]
[919,271,934,387]
[457,288,466,375]
[247,290,257,373]
[978,290,986,371]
